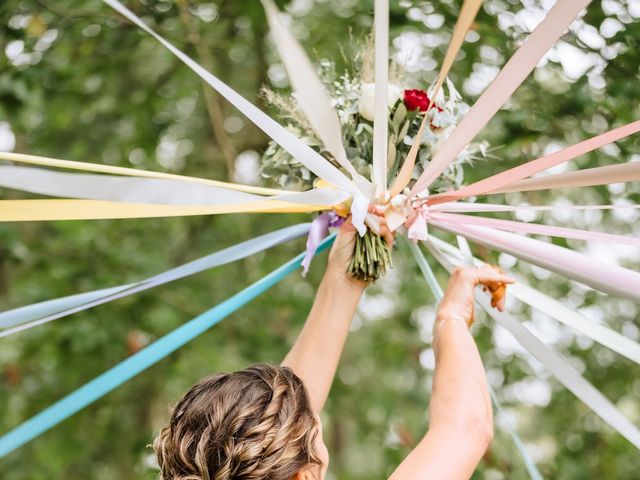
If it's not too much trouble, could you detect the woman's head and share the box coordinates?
[153,363,327,480]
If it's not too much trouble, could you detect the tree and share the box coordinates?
[0,1,638,478]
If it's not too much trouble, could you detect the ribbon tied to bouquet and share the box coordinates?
[2,2,640,478]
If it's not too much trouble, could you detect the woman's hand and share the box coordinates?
[327,219,359,277]
[436,265,514,327]
[327,213,395,287]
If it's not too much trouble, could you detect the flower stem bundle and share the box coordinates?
[348,229,393,282]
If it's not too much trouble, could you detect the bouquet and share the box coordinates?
[260,44,489,281]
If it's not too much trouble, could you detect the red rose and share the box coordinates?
[403,89,442,112]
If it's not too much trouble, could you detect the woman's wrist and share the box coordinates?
[434,313,471,328]
[325,264,367,292]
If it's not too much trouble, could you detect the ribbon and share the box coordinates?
[0,151,286,196]
[493,160,640,194]
[431,202,640,214]
[102,0,352,194]
[427,241,640,450]
[408,213,429,241]
[431,220,640,303]
[476,291,640,450]
[0,235,336,458]
[410,0,592,195]
[430,236,640,366]
[431,211,640,247]
[489,389,543,480]
[0,199,329,222]
[429,120,640,203]
[389,0,483,197]
[260,0,371,192]
[102,0,371,235]
[406,239,443,299]
[301,213,345,275]
[372,0,390,193]
[0,224,311,335]
[0,165,349,207]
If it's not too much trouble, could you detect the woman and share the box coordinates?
[153,220,514,479]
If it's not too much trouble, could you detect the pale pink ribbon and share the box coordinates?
[410,0,592,196]
[431,211,640,247]
[430,202,640,214]
[408,213,429,241]
[429,120,640,204]
[430,220,640,303]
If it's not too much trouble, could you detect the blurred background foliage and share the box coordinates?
[0,0,639,478]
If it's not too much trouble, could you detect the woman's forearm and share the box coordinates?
[282,266,364,413]
[390,267,511,480]
[390,317,493,480]
[430,317,493,441]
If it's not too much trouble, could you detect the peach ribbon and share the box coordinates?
[389,0,483,197]
[429,120,640,204]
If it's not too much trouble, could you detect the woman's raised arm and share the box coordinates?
[389,266,514,480]
[282,221,367,413]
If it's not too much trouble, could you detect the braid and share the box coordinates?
[153,364,322,480]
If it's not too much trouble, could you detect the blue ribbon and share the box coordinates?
[0,234,336,458]
[0,223,311,335]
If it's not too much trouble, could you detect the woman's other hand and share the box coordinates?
[436,265,515,327]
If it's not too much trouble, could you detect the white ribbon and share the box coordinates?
[0,166,349,206]
[372,0,389,193]
[427,240,640,449]
[476,292,640,449]
[430,236,640,366]
[102,0,370,234]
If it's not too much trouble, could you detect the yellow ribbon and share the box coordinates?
[0,199,330,222]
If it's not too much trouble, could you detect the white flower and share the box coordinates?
[434,125,456,151]
[358,83,403,121]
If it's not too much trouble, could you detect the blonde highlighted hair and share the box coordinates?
[153,363,322,479]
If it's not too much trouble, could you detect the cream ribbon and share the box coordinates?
[410,0,592,195]
[260,0,372,195]
[0,166,348,207]
[0,199,329,222]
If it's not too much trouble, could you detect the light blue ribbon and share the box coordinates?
[0,234,336,458]
[0,223,312,335]
[489,389,544,480]
[406,239,543,480]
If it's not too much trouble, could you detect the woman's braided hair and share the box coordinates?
[153,363,322,479]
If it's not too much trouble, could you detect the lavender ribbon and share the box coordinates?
[302,212,345,275]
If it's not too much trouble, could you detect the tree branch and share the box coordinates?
[175,0,237,178]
